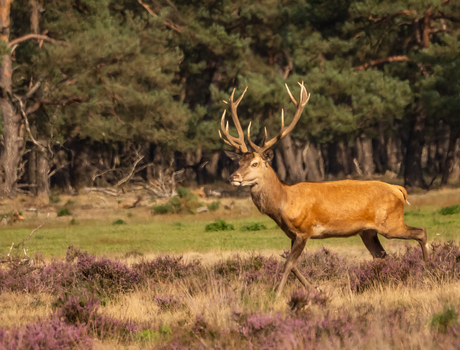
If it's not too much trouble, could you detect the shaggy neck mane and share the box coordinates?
[250,164,287,218]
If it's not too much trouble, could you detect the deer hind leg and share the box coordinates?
[277,236,308,297]
[380,224,430,261]
[359,229,387,259]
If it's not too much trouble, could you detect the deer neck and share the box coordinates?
[250,165,287,218]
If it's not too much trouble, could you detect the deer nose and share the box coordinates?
[229,173,242,185]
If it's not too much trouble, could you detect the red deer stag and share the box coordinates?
[219,83,430,297]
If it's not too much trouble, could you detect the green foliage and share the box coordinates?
[49,194,61,204]
[207,201,220,212]
[430,306,458,334]
[241,223,268,232]
[177,187,191,198]
[57,208,72,217]
[65,200,76,206]
[439,205,460,216]
[135,329,159,343]
[152,204,175,215]
[112,219,127,225]
[166,189,200,214]
[205,219,235,232]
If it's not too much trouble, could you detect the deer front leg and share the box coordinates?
[276,235,308,297]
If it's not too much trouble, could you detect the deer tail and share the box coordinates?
[394,185,410,205]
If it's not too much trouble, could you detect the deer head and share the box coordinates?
[219,83,310,186]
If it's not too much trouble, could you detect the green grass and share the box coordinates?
[1,206,459,258]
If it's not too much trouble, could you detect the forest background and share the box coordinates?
[0,0,459,199]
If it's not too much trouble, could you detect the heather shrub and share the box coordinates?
[297,247,349,281]
[53,293,100,325]
[76,253,142,295]
[288,287,330,312]
[205,219,234,232]
[240,222,267,231]
[53,294,138,342]
[0,319,92,350]
[112,219,126,225]
[133,255,201,282]
[214,254,282,284]
[167,310,357,349]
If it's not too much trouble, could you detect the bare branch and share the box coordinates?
[14,95,49,155]
[353,55,411,72]
[48,161,70,178]
[115,155,145,187]
[92,167,117,181]
[25,96,90,114]
[23,81,41,100]
[137,0,183,33]
[8,34,66,48]
[18,223,45,250]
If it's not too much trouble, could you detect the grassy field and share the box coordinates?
[1,192,460,259]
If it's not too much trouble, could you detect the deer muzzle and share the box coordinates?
[229,173,242,186]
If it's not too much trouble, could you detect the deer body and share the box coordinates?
[219,84,429,297]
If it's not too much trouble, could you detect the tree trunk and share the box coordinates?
[404,109,427,189]
[0,0,20,197]
[278,134,307,184]
[36,141,50,198]
[303,142,322,181]
[205,152,220,182]
[359,135,375,177]
[28,148,37,195]
[274,149,286,181]
[386,136,401,175]
[337,141,353,176]
[442,127,460,185]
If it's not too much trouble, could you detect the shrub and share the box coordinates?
[112,219,126,225]
[54,294,138,342]
[152,203,175,215]
[205,219,234,232]
[76,253,142,295]
[288,287,330,311]
[240,222,267,231]
[133,255,201,282]
[0,319,92,350]
[207,200,220,211]
[57,208,72,217]
[439,205,460,215]
[49,194,61,203]
[65,200,76,206]
[430,306,459,334]
[214,254,281,284]
[177,186,191,198]
[70,218,78,225]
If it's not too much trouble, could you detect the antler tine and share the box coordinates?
[247,122,262,153]
[218,88,249,153]
[255,82,310,153]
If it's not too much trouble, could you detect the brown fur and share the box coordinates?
[230,153,429,296]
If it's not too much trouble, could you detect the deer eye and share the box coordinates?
[252,162,258,167]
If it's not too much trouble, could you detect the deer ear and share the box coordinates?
[262,149,274,162]
[224,151,242,162]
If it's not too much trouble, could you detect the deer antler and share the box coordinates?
[248,82,310,154]
[218,87,249,153]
